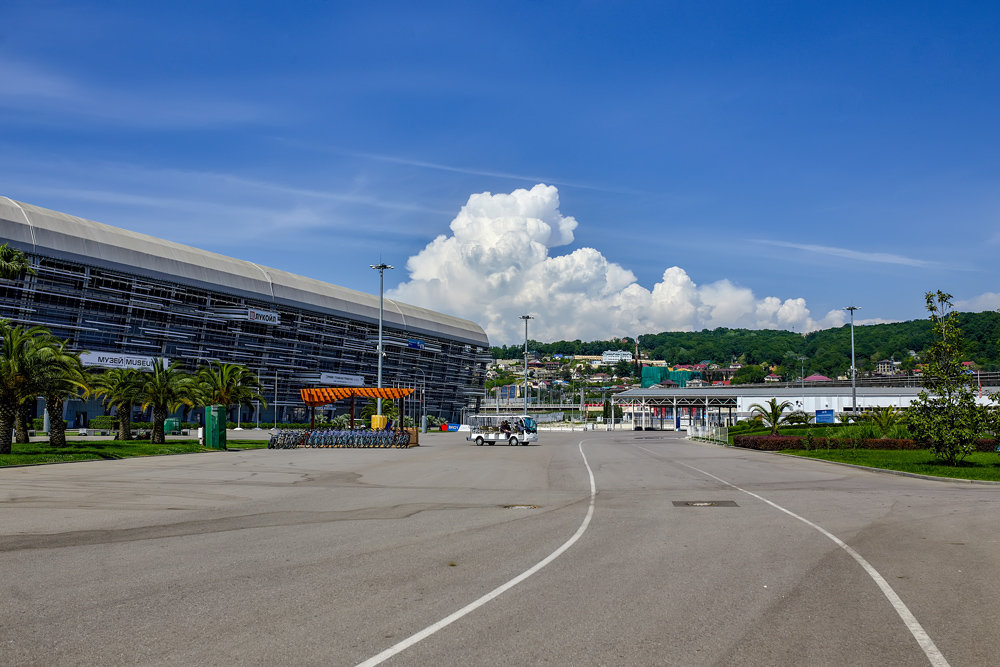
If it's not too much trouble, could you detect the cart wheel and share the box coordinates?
[475,436,484,446]
[509,437,519,446]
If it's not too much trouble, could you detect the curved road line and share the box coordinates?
[669,456,949,667]
[356,441,597,666]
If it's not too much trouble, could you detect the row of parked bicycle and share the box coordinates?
[268,428,412,449]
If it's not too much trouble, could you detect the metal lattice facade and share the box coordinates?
[0,197,491,424]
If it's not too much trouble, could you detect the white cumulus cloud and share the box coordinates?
[389,184,844,344]
[955,292,1000,312]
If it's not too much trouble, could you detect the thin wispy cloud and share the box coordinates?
[755,240,941,269]
[210,173,452,215]
[0,59,74,99]
[0,58,266,128]
[324,147,646,196]
[3,2,998,333]
[5,158,449,217]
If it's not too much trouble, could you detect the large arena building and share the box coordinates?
[0,197,491,426]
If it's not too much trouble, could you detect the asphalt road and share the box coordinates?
[2,431,998,666]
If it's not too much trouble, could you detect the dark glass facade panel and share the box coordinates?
[3,255,488,423]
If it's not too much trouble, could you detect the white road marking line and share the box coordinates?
[356,441,597,667]
[644,447,948,667]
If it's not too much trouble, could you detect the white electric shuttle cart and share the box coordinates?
[467,414,539,446]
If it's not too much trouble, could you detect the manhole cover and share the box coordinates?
[503,504,539,510]
[672,500,739,507]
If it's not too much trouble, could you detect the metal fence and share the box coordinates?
[688,424,729,444]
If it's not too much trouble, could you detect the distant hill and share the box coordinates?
[491,311,1000,378]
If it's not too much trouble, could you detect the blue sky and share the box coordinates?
[2,1,999,344]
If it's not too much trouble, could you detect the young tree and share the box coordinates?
[907,291,1000,464]
[91,368,145,440]
[747,398,794,435]
[137,359,198,444]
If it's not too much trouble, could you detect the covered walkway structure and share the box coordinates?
[611,385,999,431]
[300,387,415,428]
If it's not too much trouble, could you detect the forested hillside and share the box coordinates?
[491,311,1000,378]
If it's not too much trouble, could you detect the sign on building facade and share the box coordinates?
[247,307,280,325]
[319,372,365,387]
[80,352,167,370]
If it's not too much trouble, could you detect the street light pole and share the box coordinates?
[520,315,533,417]
[414,367,426,433]
[370,262,394,416]
[795,354,807,416]
[844,305,860,418]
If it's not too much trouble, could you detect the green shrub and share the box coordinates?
[733,435,921,451]
[87,416,118,429]
[843,421,881,440]
[803,431,815,450]
[31,417,67,430]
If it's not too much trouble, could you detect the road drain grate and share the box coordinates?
[503,504,539,510]
[672,500,739,507]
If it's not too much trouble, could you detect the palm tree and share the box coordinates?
[361,398,398,425]
[784,410,812,426]
[867,406,904,439]
[196,362,266,423]
[0,322,51,453]
[34,338,89,447]
[0,243,35,280]
[14,401,33,444]
[138,359,198,444]
[90,368,144,441]
[748,398,794,435]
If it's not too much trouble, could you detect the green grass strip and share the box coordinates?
[785,449,1000,482]
[0,439,268,467]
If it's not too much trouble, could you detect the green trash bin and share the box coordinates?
[204,405,227,450]
[164,418,180,435]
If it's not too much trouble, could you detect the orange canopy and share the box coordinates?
[300,386,415,406]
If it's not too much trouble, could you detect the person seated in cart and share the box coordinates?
[500,419,512,436]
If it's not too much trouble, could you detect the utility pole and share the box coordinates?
[843,305,860,417]
[520,315,533,417]
[370,262,394,416]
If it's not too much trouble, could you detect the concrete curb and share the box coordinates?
[690,437,1000,486]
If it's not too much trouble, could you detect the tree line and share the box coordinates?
[492,311,1000,378]
[742,292,1000,466]
[0,320,265,452]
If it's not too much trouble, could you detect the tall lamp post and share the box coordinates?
[844,305,860,418]
[414,367,426,433]
[797,354,807,413]
[371,262,394,416]
[520,315,533,417]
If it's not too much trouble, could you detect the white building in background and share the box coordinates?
[612,385,999,431]
[602,350,633,364]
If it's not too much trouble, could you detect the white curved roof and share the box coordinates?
[0,196,489,347]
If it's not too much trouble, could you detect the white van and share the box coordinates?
[467,414,539,446]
